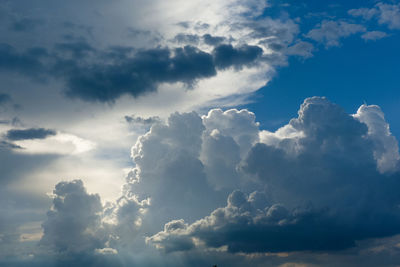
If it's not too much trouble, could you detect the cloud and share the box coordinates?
[127,111,222,233]
[3,97,400,265]
[125,107,264,234]
[0,143,59,186]
[213,44,263,70]
[354,104,400,173]
[149,190,378,253]
[56,45,218,102]
[9,18,44,32]
[349,3,400,30]
[0,43,47,79]
[148,97,400,254]
[0,1,304,108]
[8,132,96,155]
[0,93,11,105]
[306,20,366,47]
[286,41,314,58]
[124,115,160,125]
[361,31,388,41]
[348,7,379,20]
[377,3,400,29]
[173,33,200,45]
[40,180,105,254]
[202,34,226,46]
[0,140,22,149]
[0,41,266,103]
[5,128,56,141]
[200,108,260,190]
[54,41,96,58]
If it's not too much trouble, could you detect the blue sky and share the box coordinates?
[246,32,400,136]
[1,1,400,266]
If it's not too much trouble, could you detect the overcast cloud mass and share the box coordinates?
[1,0,400,266]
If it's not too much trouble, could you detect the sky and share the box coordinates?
[0,0,400,266]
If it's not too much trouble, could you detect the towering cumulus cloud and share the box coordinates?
[36,97,400,266]
[148,97,400,254]
[40,180,105,254]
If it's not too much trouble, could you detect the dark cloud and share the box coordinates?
[40,180,106,254]
[150,188,400,253]
[213,44,263,70]
[0,140,22,149]
[0,44,47,78]
[202,34,226,46]
[0,93,11,105]
[5,128,56,141]
[9,18,43,32]
[55,45,216,102]
[124,115,160,125]
[149,97,400,254]
[0,39,266,102]
[54,41,96,58]
[173,33,200,44]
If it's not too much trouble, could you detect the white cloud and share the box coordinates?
[361,31,388,41]
[306,20,366,47]
[349,3,400,30]
[377,3,400,30]
[13,133,95,155]
[354,104,400,173]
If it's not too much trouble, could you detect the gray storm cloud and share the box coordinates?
[40,180,105,254]
[147,97,400,253]
[33,97,400,266]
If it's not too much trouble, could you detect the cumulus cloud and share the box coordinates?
[116,108,262,238]
[361,31,388,41]
[354,104,400,173]
[306,20,366,47]
[127,111,221,232]
[377,3,400,29]
[40,180,105,254]
[148,97,400,254]
[349,2,400,30]
[7,97,398,266]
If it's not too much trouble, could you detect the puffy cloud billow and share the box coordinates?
[31,97,400,265]
[40,180,106,254]
[147,97,400,254]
